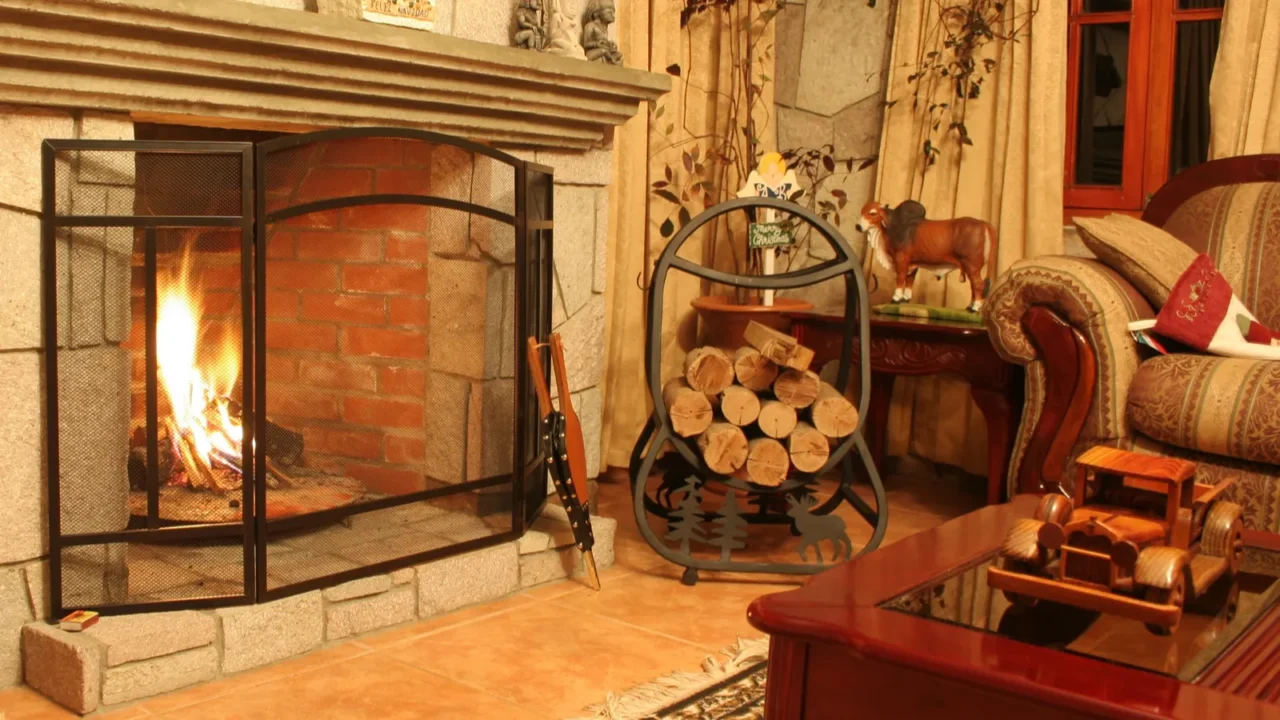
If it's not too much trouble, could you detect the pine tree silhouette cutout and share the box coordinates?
[709,492,748,560]
[665,477,706,554]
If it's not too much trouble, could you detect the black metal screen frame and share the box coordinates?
[253,127,550,602]
[41,129,554,616]
[42,139,257,616]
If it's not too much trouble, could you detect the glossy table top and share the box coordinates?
[747,496,1280,719]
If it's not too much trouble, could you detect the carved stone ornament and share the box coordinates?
[545,0,587,59]
[513,0,548,50]
[582,0,623,65]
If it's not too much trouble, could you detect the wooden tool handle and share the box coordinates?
[549,333,574,415]
[526,337,553,416]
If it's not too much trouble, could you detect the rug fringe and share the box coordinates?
[567,637,769,720]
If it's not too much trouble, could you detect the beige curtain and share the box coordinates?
[600,2,775,470]
[1209,0,1280,157]
[874,0,1066,474]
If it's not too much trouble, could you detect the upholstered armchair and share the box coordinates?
[985,155,1280,543]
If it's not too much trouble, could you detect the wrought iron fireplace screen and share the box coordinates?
[42,128,553,617]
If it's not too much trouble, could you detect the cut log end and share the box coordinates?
[733,346,779,391]
[697,422,749,474]
[719,385,762,426]
[746,437,788,487]
[684,346,735,394]
[789,422,830,473]
[774,369,820,409]
[663,378,714,437]
[757,400,798,439]
[810,382,859,438]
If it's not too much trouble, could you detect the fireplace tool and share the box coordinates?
[527,334,602,590]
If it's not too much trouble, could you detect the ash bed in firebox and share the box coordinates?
[43,127,554,615]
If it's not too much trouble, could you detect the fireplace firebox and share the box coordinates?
[42,128,554,616]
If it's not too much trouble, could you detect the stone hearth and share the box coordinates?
[0,0,666,710]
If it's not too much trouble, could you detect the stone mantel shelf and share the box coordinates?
[0,0,670,149]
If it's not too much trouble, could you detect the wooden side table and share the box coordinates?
[790,312,1022,505]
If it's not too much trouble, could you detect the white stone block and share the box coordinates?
[0,351,44,564]
[416,542,518,617]
[553,185,597,318]
[0,104,75,213]
[325,585,416,640]
[0,568,34,690]
[391,567,415,585]
[86,610,217,667]
[537,149,613,186]
[795,0,887,116]
[433,0,456,34]
[0,209,42,350]
[101,644,217,706]
[217,591,323,673]
[593,187,609,294]
[451,0,511,45]
[575,386,602,478]
[322,574,393,602]
[424,371,470,483]
[22,622,101,714]
[554,294,604,392]
[24,559,49,620]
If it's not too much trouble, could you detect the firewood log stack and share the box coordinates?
[671,321,859,487]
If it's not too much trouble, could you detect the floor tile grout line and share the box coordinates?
[355,595,543,651]
[379,651,552,719]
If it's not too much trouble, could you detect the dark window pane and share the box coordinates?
[1074,23,1129,186]
[1083,0,1131,11]
[1169,18,1221,178]
[1179,0,1224,9]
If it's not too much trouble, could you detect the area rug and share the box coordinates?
[570,638,768,720]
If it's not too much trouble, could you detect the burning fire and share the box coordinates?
[156,252,244,492]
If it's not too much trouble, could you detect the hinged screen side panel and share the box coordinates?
[522,166,554,530]
[253,129,531,600]
[44,141,255,617]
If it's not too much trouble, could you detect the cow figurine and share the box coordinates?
[854,200,997,312]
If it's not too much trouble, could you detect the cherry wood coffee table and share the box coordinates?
[748,496,1280,719]
[790,311,1022,506]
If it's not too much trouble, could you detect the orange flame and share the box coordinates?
[156,250,242,474]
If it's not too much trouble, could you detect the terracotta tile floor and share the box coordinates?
[0,463,984,720]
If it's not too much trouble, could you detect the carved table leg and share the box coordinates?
[970,383,1019,506]
[865,371,895,476]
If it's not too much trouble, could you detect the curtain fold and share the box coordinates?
[599,2,776,470]
[873,0,1067,475]
[1209,0,1280,158]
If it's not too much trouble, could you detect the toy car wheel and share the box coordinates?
[999,558,1039,608]
[1143,572,1186,636]
[1203,502,1245,575]
[1033,494,1072,526]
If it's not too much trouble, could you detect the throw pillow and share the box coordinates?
[1073,214,1199,307]
[1129,254,1280,361]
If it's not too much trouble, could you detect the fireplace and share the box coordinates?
[42,127,554,615]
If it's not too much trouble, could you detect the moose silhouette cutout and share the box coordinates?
[787,495,853,564]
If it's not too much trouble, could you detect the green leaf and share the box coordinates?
[666,124,675,135]
[666,64,682,77]
[651,180,669,189]
[653,189,680,204]
[760,73,772,82]
[682,152,693,173]
[858,155,878,171]
[822,155,835,172]
[654,105,665,119]
[679,207,692,227]
[660,218,675,238]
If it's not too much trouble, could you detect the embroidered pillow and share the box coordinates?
[1073,214,1199,308]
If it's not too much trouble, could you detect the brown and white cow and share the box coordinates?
[854,200,997,312]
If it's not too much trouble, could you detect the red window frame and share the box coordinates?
[1065,0,1226,218]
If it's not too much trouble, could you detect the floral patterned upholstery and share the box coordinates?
[985,180,1280,534]
[1128,354,1280,466]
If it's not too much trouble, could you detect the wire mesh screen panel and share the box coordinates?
[44,141,254,616]
[255,129,542,598]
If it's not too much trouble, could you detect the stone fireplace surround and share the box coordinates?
[0,0,665,712]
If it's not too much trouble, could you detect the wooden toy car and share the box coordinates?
[986,446,1244,634]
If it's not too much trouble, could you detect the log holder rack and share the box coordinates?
[629,197,887,584]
